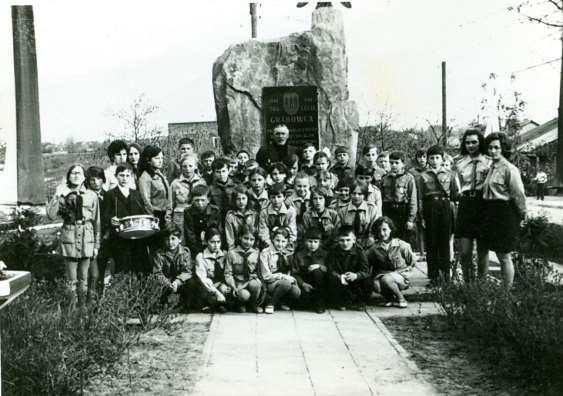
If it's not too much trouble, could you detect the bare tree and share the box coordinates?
[508,0,562,28]
[108,94,163,144]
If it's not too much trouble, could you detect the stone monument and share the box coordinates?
[213,5,359,164]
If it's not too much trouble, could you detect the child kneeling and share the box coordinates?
[152,224,197,310]
[194,227,229,313]
[224,225,263,313]
[259,227,301,314]
[366,217,415,308]
[326,226,371,310]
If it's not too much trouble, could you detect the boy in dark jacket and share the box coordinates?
[292,228,328,313]
[326,226,371,309]
[209,157,237,217]
[184,184,223,255]
[152,224,196,310]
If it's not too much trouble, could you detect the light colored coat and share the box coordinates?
[47,185,101,258]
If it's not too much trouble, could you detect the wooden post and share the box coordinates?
[249,3,258,39]
[441,61,447,146]
[556,28,563,189]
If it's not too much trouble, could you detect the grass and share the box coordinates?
[1,275,176,395]
[383,315,537,395]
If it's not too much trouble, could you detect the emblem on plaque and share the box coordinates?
[283,93,300,115]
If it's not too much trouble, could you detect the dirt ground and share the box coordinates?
[86,315,211,395]
[383,315,546,396]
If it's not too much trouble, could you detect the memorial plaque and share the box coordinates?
[262,86,319,149]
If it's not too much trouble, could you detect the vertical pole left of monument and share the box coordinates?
[11,5,45,205]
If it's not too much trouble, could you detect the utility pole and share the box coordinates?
[441,61,447,146]
[249,3,258,39]
[557,25,563,189]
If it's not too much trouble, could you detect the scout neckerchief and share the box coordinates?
[427,168,449,198]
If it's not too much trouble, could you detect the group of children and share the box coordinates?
[51,125,525,311]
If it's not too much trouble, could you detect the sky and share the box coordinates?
[0,0,561,143]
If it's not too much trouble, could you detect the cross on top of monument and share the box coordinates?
[296,2,352,9]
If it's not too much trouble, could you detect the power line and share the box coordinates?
[512,57,562,73]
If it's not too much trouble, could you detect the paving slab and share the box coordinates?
[191,310,437,396]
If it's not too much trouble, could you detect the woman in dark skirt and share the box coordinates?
[482,133,526,288]
[454,129,491,282]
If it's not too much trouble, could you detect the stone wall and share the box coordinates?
[213,6,359,164]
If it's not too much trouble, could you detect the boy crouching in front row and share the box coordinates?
[292,227,328,314]
[326,226,371,310]
[224,225,263,313]
[152,224,197,311]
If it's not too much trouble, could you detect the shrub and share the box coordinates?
[437,257,563,391]
[0,220,65,281]
[519,215,563,261]
[1,274,174,395]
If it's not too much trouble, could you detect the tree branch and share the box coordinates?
[519,11,563,27]
[547,0,563,11]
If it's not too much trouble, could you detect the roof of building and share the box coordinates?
[517,117,558,149]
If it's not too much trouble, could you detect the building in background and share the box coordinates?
[167,121,221,154]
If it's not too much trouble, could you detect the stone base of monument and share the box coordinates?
[0,204,46,225]
[0,270,32,306]
[0,269,31,389]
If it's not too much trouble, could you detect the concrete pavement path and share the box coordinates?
[191,310,437,396]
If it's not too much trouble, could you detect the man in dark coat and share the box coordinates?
[256,124,297,171]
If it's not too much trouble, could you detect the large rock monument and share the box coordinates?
[213,5,359,164]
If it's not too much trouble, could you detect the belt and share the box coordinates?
[424,196,448,201]
[462,190,482,198]
[383,202,407,208]
[70,219,90,225]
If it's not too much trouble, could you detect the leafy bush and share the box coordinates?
[1,274,174,395]
[0,218,65,281]
[520,215,563,261]
[437,257,563,391]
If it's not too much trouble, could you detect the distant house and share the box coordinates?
[168,121,221,153]
[519,119,540,135]
[516,117,557,151]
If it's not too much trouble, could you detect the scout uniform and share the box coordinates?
[454,154,490,240]
[292,246,328,310]
[326,243,371,306]
[381,171,417,241]
[224,208,260,250]
[330,162,354,182]
[257,203,298,250]
[194,248,228,308]
[259,246,301,307]
[286,190,311,234]
[248,188,269,213]
[366,238,415,305]
[183,203,223,255]
[482,157,526,253]
[170,173,206,237]
[224,246,263,309]
[417,167,459,282]
[209,178,237,217]
[337,201,379,250]
[152,244,195,307]
[301,208,340,248]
